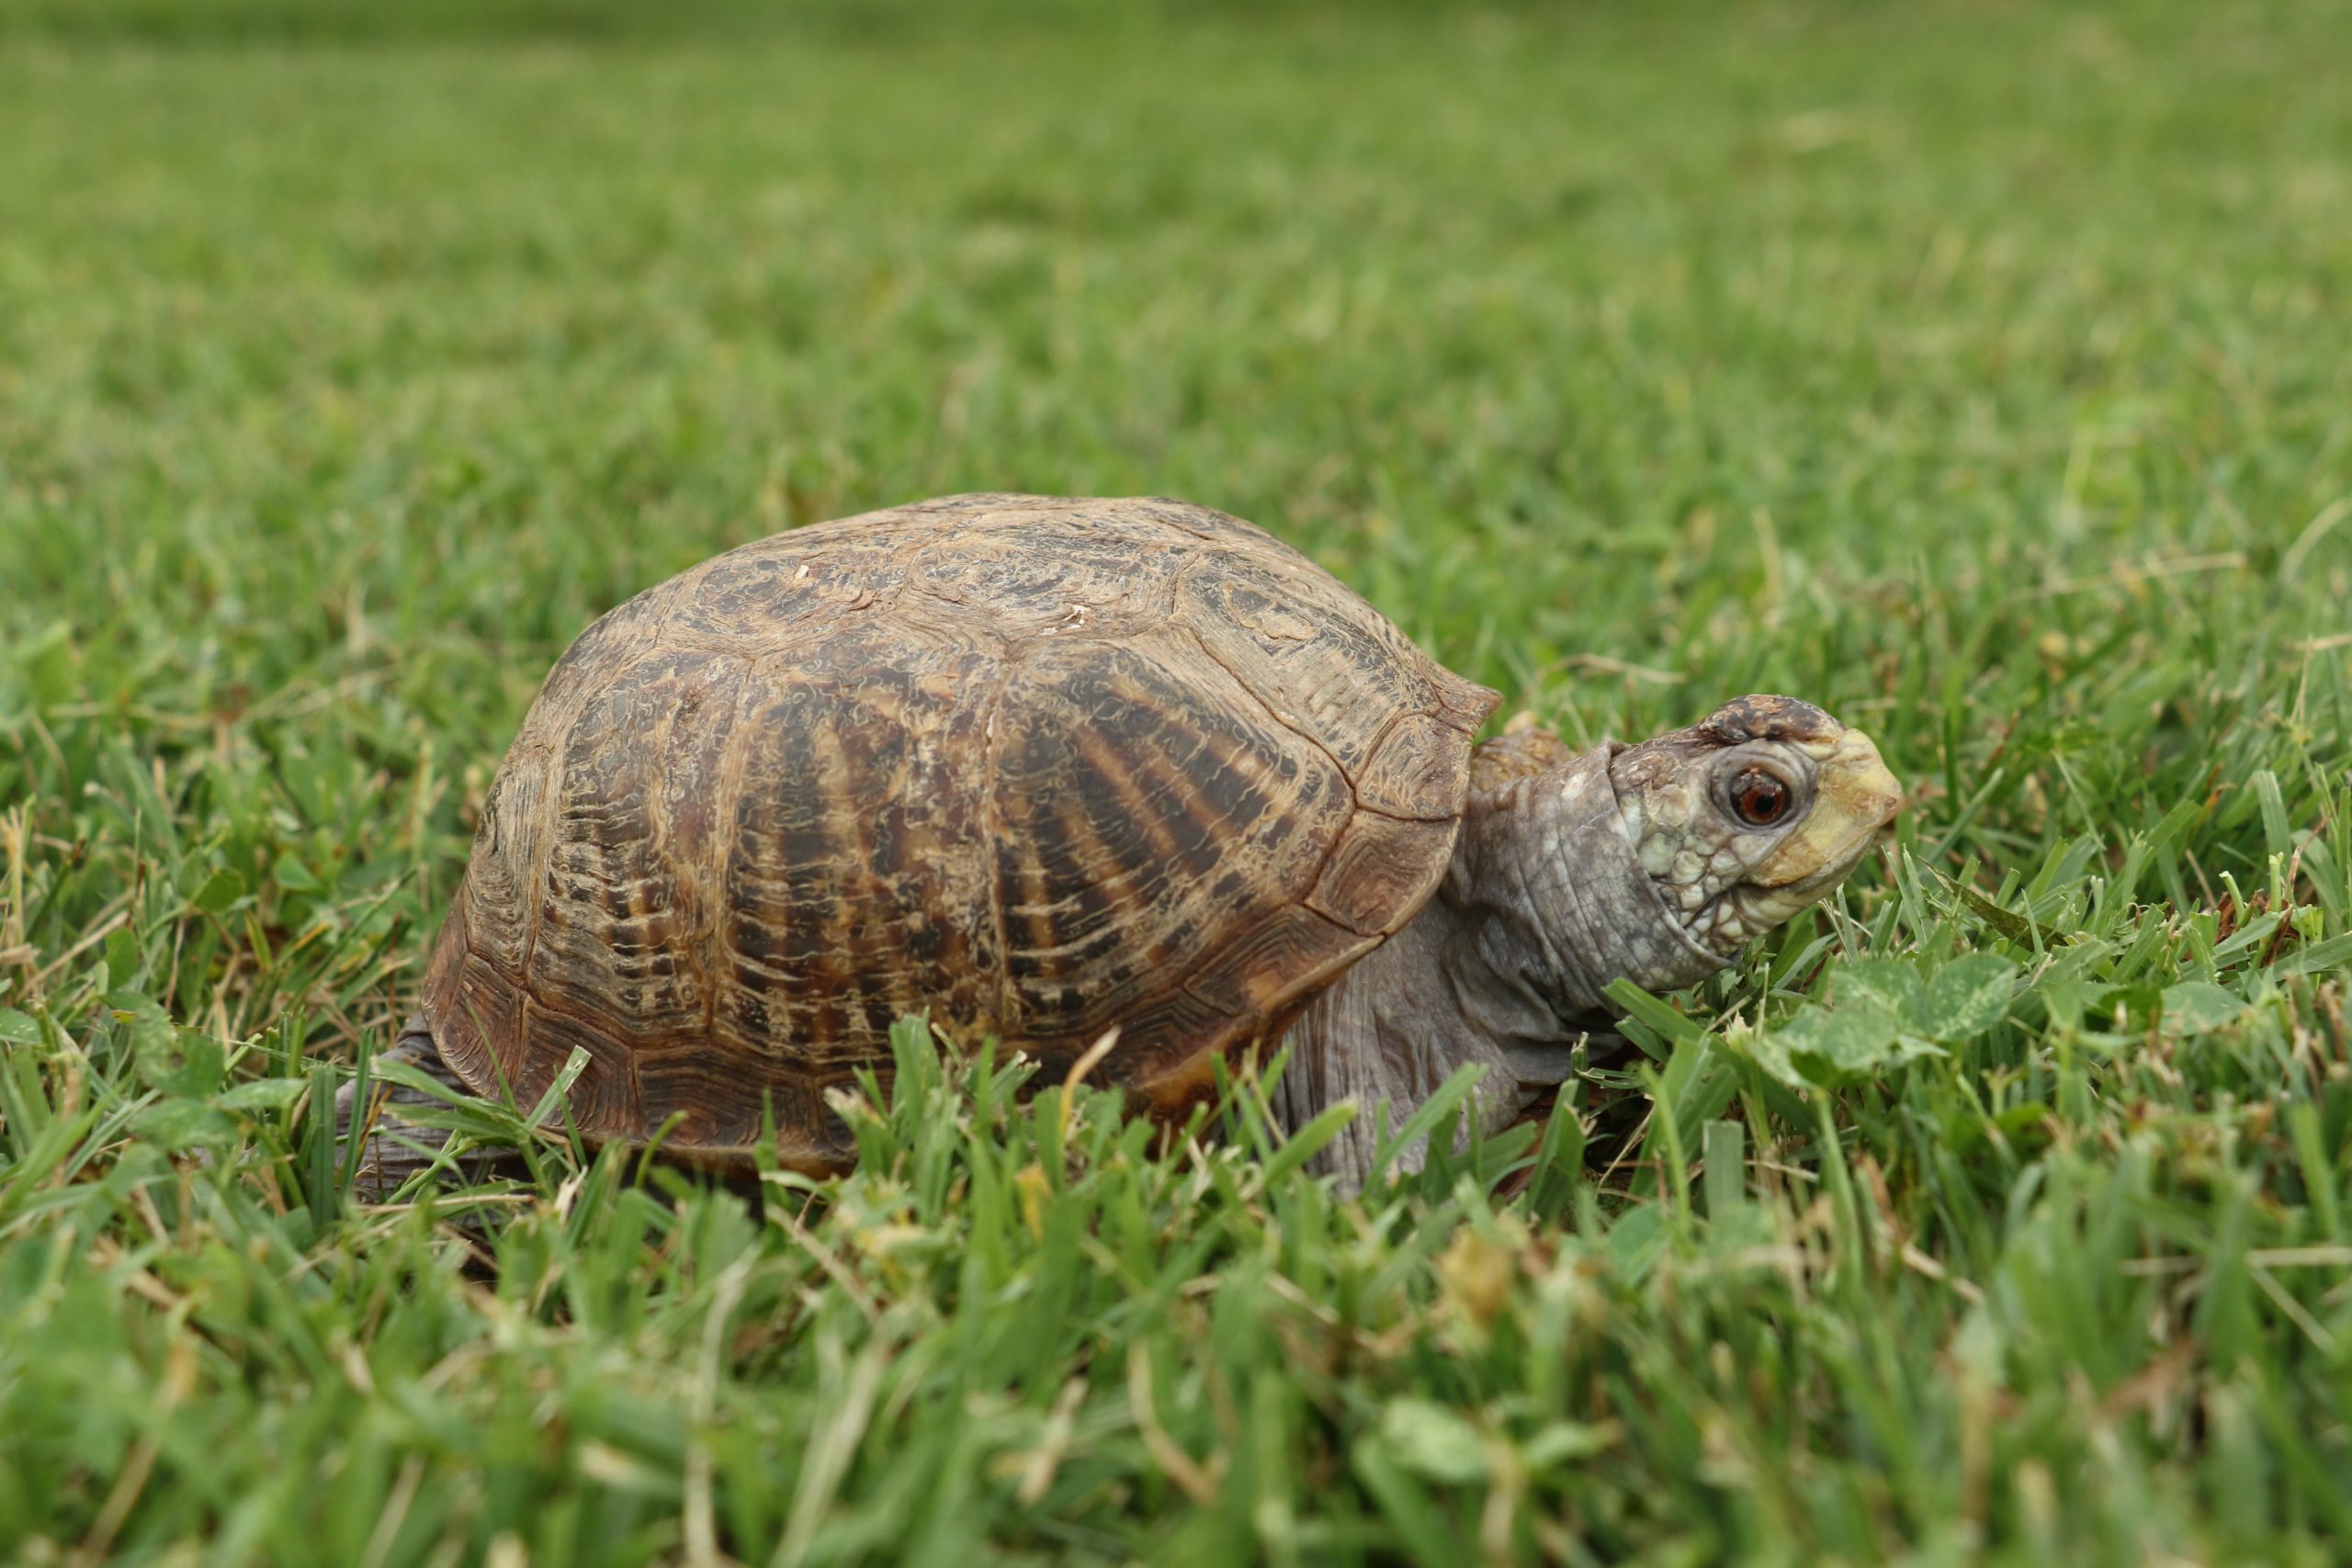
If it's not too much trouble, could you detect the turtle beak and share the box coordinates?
[1753,728,1904,892]
[1821,728,1904,834]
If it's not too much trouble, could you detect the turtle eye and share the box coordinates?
[1730,767,1792,827]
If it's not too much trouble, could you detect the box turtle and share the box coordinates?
[349,493,1901,1191]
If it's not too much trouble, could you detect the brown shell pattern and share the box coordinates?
[420,494,1500,1168]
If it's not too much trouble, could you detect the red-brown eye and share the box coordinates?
[1732,768,1792,827]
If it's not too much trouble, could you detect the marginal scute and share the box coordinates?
[635,1038,844,1160]
[1434,669,1506,733]
[517,998,643,1128]
[1354,709,1485,820]
[1096,984,1255,1099]
[422,943,522,1105]
[418,494,1490,1169]
[1181,904,1368,1021]
[1308,811,1458,935]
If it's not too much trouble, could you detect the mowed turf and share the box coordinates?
[3,0,2351,1562]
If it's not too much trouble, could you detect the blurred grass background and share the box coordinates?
[2,0,2350,1562]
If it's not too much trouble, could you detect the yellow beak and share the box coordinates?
[1754,728,1904,890]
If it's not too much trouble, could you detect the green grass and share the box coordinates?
[4,0,2352,1561]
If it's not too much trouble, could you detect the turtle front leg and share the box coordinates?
[334,1023,521,1202]
[1272,916,1539,1190]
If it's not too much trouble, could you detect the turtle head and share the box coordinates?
[1608,694,1903,958]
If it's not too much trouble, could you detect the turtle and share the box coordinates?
[345,492,1902,1194]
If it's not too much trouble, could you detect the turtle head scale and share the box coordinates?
[1607,694,1904,959]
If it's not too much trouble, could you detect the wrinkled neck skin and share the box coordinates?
[1276,744,1728,1189]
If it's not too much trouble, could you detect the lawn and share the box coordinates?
[3,0,2350,1562]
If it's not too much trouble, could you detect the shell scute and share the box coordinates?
[530,649,735,1039]
[986,638,1351,1047]
[422,495,1497,1166]
[458,741,552,979]
[1176,557,1483,780]
[718,644,997,1068]
[516,998,642,1127]
[422,941,523,1106]
[1352,710,1480,821]
[1307,811,1459,936]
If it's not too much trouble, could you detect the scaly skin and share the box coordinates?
[1278,695,1902,1187]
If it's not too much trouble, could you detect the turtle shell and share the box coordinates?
[418,494,1500,1168]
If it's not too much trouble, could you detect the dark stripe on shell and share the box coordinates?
[421,494,1493,1165]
